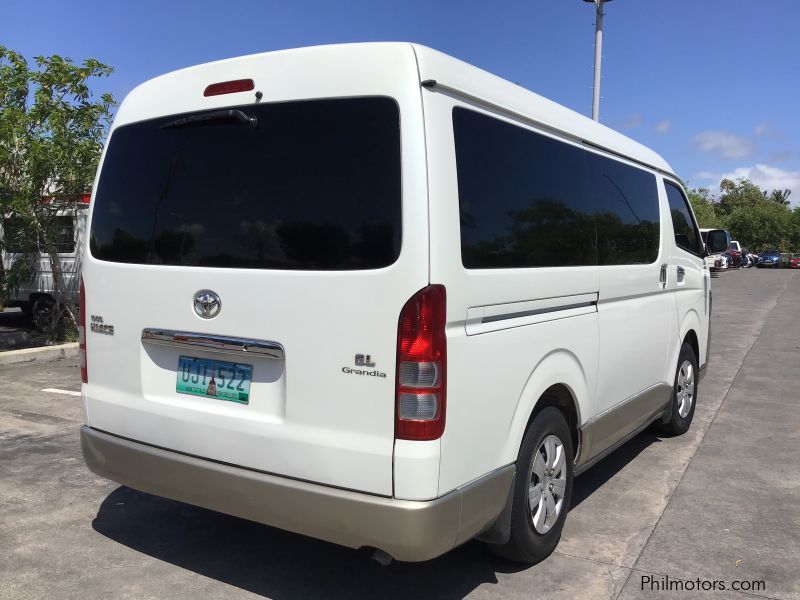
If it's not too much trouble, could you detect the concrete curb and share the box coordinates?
[0,342,79,367]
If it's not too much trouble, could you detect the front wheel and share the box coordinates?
[490,406,573,564]
[659,343,698,436]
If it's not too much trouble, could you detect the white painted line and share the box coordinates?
[41,388,81,397]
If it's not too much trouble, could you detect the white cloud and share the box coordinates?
[754,123,768,137]
[721,164,800,194]
[617,113,642,129]
[691,164,800,206]
[692,130,753,159]
[655,120,671,134]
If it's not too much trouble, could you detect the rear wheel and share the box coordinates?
[32,296,57,331]
[490,406,573,564]
[659,343,698,436]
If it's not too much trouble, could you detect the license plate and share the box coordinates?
[176,356,252,404]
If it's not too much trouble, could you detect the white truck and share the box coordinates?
[1,197,89,328]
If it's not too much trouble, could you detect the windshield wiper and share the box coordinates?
[162,109,257,129]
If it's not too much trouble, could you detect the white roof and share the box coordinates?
[410,43,675,175]
[115,42,675,176]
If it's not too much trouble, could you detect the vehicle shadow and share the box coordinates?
[91,431,662,600]
[570,429,662,509]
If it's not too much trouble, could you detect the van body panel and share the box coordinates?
[421,89,599,494]
[83,43,429,496]
[393,439,441,500]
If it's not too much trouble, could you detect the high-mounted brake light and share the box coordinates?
[395,285,447,441]
[203,79,255,97]
[79,277,87,383]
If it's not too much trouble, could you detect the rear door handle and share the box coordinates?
[659,264,668,289]
[677,265,686,284]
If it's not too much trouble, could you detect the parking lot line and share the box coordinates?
[41,388,81,397]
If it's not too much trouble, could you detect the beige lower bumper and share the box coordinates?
[80,426,514,561]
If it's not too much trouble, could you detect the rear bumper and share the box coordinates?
[80,426,514,562]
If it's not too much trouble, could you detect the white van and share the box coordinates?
[80,43,728,564]
[2,199,88,327]
[700,228,731,272]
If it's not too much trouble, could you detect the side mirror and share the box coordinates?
[705,229,729,254]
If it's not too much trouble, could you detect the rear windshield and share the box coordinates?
[90,97,401,270]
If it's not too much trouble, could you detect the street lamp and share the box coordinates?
[583,0,613,122]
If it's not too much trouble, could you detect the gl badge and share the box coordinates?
[193,289,221,319]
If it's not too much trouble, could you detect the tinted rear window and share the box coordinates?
[90,97,401,270]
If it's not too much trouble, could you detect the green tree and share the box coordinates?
[725,203,792,252]
[0,46,115,332]
[716,177,767,217]
[767,188,791,206]
[686,188,718,228]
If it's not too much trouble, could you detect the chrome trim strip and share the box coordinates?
[483,300,597,324]
[596,289,671,304]
[141,328,284,360]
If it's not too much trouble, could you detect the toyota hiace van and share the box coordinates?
[80,43,728,564]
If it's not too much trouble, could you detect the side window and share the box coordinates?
[37,216,75,254]
[3,217,37,253]
[53,216,76,253]
[587,153,661,265]
[453,107,596,269]
[664,182,703,255]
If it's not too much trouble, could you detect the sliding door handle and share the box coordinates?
[659,264,668,289]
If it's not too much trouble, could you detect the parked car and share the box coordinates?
[79,43,728,565]
[758,250,781,268]
[739,248,751,268]
[725,241,742,268]
[788,256,800,269]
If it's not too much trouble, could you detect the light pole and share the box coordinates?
[583,0,613,122]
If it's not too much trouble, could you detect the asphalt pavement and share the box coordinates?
[0,269,798,600]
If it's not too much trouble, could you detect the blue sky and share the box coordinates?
[4,0,799,203]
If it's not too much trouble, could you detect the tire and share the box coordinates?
[32,296,57,331]
[490,406,574,564]
[19,302,33,318]
[659,343,698,436]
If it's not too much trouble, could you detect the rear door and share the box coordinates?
[82,46,428,496]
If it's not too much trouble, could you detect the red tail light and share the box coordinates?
[203,79,255,97]
[395,285,446,441]
[79,277,87,383]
